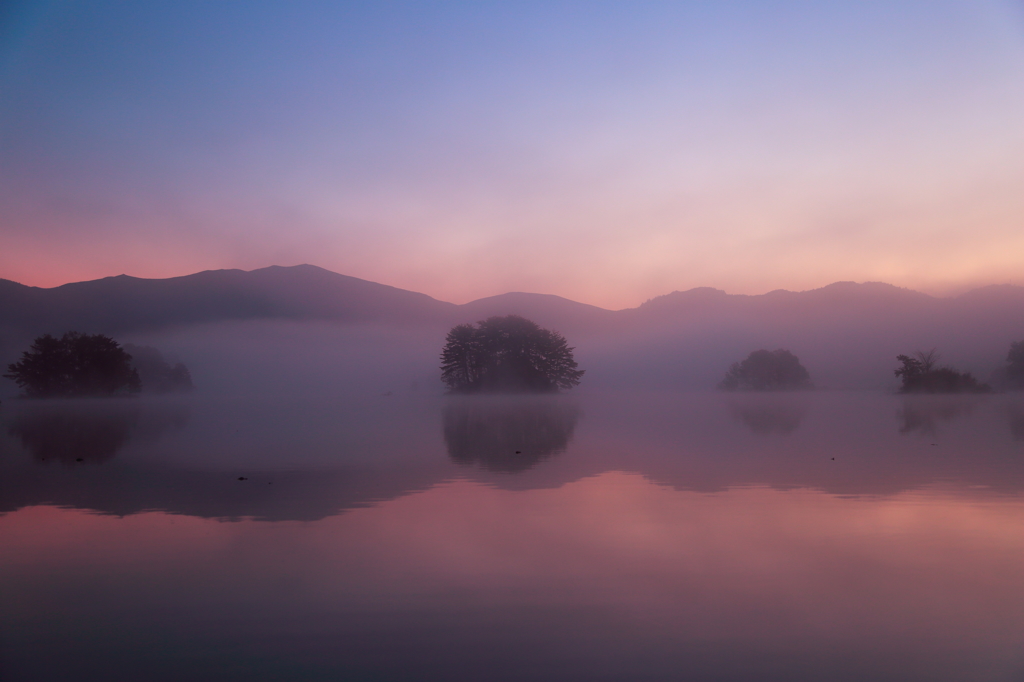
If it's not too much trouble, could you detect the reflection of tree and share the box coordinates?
[729,398,806,435]
[1008,402,1024,441]
[897,398,974,435]
[8,402,189,464]
[442,398,580,472]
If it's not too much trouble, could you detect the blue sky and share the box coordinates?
[2,1,1023,307]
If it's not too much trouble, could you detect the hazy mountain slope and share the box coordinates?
[456,292,617,333]
[587,281,1024,389]
[1,266,1022,391]
[0,264,457,334]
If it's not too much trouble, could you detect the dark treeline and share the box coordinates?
[122,344,193,394]
[4,332,140,397]
[3,332,192,398]
[1006,341,1024,390]
[719,349,812,391]
[894,349,991,394]
[715,341,1024,394]
[4,322,1021,398]
[440,315,583,393]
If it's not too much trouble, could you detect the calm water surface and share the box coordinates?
[2,390,1024,681]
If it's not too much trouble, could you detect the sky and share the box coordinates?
[1,1,1023,309]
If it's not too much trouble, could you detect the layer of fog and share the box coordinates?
[97,317,1022,396]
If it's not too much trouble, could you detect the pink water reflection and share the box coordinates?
[3,473,1024,680]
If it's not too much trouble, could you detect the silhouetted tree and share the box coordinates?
[719,349,812,391]
[3,332,141,397]
[894,350,990,393]
[1006,340,1024,390]
[123,344,194,393]
[440,316,584,392]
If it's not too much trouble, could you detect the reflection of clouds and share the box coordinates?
[8,401,189,464]
[728,397,806,435]
[442,397,579,473]
[897,398,975,436]
[7,476,1024,680]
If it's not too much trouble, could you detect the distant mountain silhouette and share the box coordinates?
[458,292,616,332]
[2,266,1023,390]
[3,266,1022,334]
[0,264,457,333]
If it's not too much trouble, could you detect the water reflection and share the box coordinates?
[6,400,189,464]
[897,397,975,435]
[5,477,1024,682]
[4,392,1024,523]
[442,397,580,472]
[5,392,1024,681]
[728,395,806,435]
[1008,401,1024,441]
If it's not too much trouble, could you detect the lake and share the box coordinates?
[2,389,1024,681]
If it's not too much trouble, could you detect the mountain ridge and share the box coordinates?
[6,264,1015,315]
[2,264,1022,342]
[1,264,1023,391]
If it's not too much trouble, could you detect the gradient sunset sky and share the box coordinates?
[2,1,1023,308]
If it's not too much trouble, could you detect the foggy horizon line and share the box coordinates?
[4,261,1019,311]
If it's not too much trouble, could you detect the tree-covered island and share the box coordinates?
[440,315,584,392]
[4,332,141,397]
[719,349,813,391]
[1005,340,1024,390]
[894,349,990,393]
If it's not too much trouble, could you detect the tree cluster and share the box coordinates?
[440,315,584,393]
[123,344,193,393]
[719,349,812,391]
[1007,341,1024,390]
[4,332,141,398]
[894,349,990,394]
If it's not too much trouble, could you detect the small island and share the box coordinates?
[4,332,141,398]
[3,332,193,398]
[123,344,194,394]
[440,315,584,393]
[719,349,813,391]
[1004,340,1024,390]
[894,349,990,393]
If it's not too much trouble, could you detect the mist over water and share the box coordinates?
[3,0,1023,676]
[3,361,1024,681]
[1,306,1023,681]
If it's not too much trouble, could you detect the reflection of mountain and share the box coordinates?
[897,398,976,435]
[0,462,446,522]
[6,401,189,464]
[728,397,806,435]
[443,398,580,472]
